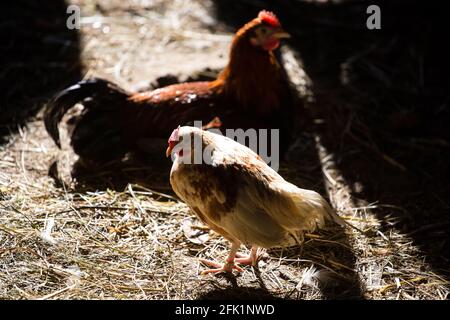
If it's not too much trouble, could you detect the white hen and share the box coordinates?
[167,126,346,274]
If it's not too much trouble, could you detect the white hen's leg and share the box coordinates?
[235,246,259,266]
[199,242,244,274]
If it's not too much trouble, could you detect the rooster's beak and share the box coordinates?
[273,29,291,39]
[166,145,174,157]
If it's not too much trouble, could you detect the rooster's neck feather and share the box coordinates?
[210,20,283,114]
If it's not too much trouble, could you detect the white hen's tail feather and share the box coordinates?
[321,198,346,227]
[289,188,365,234]
[320,198,366,234]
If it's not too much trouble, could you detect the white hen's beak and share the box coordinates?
[166,145,174,157]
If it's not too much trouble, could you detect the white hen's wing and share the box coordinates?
[207,148,338,247]
[217,165,339,247]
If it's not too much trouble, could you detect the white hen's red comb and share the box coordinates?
[168,126,180,143]
[258,10,280,27]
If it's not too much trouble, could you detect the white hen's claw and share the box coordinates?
[199,258,244,274]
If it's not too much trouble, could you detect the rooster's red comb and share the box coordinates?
[258,10,280,27]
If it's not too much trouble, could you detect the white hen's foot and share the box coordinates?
[234,246,259,267]
[199,258,244,274]
[234,255,256,266]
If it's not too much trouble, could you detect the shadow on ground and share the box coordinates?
[66,154,174,193]
[198,286,278,300]
[0,0,81,144]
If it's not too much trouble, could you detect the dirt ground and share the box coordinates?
[0,0,449,299]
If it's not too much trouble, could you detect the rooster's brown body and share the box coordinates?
[44,11,296,163]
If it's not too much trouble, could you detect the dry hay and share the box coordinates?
[1,115,448,300]
[1,0,449,300]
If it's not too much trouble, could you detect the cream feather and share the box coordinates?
[170,126,345,249]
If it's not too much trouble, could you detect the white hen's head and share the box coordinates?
[165,126,206,160]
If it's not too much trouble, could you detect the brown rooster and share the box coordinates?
[168,126,348,274]
[44,11,296,163]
